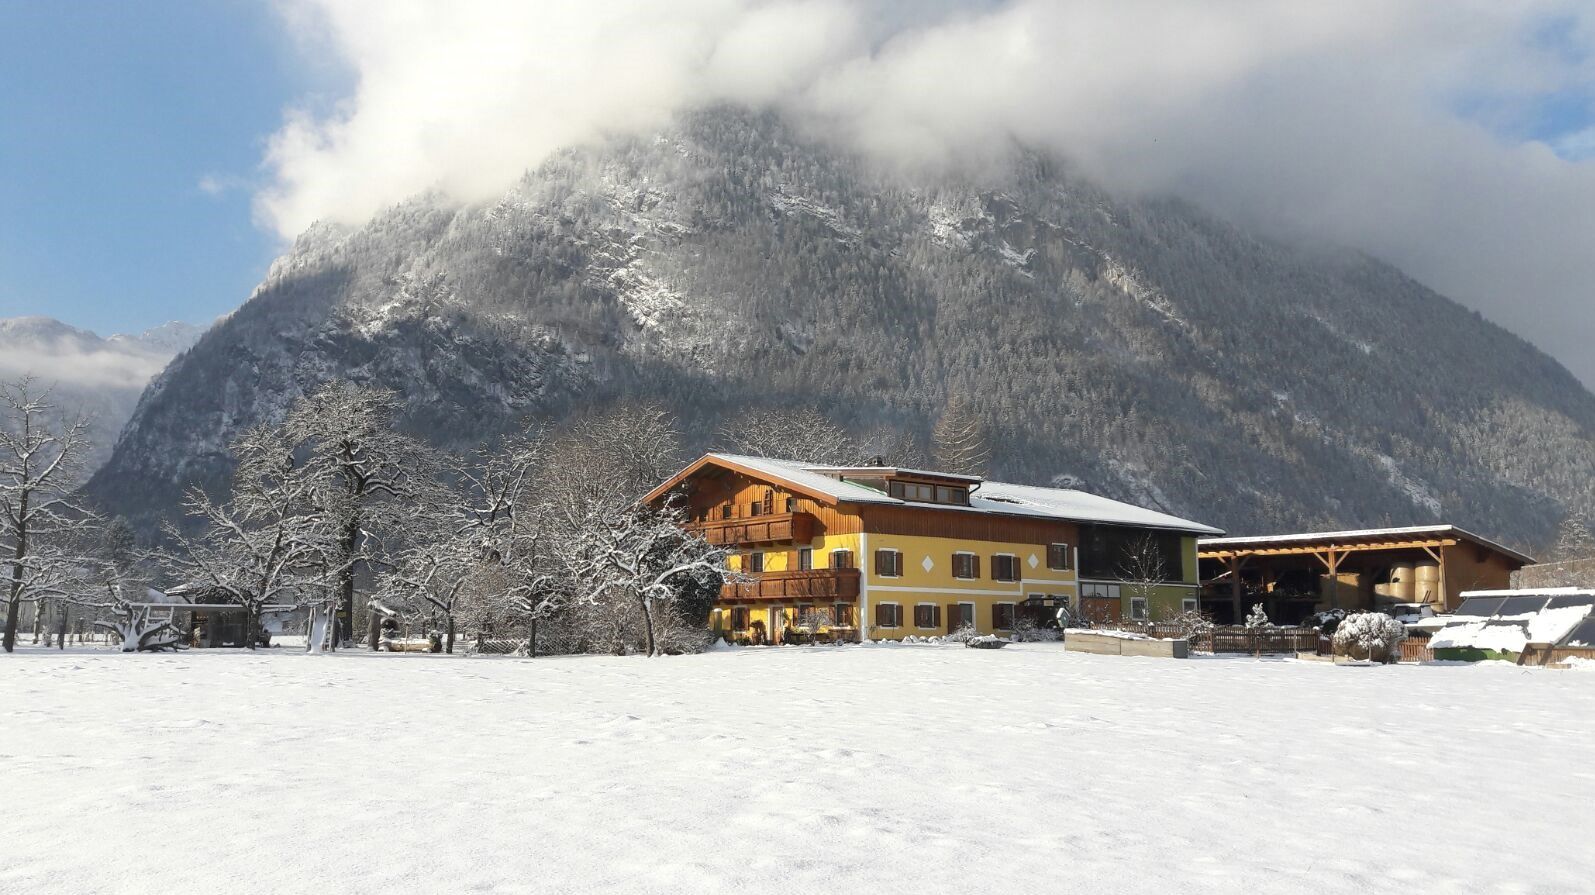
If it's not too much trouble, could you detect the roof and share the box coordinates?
[1198,525,1534,565]
[645,453,1223,535]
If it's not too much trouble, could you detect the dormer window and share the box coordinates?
[889,480,969,505]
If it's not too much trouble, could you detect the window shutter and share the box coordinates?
[933,605,943,628]
[875,603,891,627]
[893,552,903,577]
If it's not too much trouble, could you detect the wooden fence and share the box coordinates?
[1107,623,1320,654]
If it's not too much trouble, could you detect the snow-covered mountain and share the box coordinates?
[87,109,1595,549]
[0,316,203,472]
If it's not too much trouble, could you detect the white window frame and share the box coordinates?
[952,551,978,580]
[797,547,813,571]
[1182,597,1198,613]
[992,553,1020,583]
[748,551,765,573]
[1047,542,1072,571]
[1130,597,1149,621]
[914,602,940,630]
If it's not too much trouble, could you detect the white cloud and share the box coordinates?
[257,0,1595,384]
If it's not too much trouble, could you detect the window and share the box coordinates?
[830,549,854,570]
[797,548,813,571]
[1081,582,1121,600]
[874,549,903,578]
[1130,597,1149,621]
[875,602,902,628]
[1078,525,1182,581]
[991,554,1020,582]
[889,481,968,504]
[747,552,764,573]
[833,603,855,627]
[992,603,1015,629]
[952,552,979,580]
[721,504,733,520]
[1182,597,1198,613]
[935,485,968,505]
[786,497,797,513]
[950,602,975,630]
[1047,543,1073,571]
[914,604,942,629]
[731,607,751,630]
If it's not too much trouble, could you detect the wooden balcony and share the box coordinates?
[689,511,816,547]
[720,568,861,602]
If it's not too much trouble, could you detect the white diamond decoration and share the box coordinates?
[1028,553,1040,569]
[921,555,935,573]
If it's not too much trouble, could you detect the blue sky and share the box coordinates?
[0,1,313,336]
[2,1,1594,356]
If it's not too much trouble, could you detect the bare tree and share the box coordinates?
[931,395,989,476]
[558,502,727,656]
[285,381,432,646]
[1117,532,1172,624]
[161,424,329,650]
[716,407,860,464]
[1,378,97,653]
[1549,514,1595,562]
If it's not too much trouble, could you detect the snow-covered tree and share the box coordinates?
[1549,514,1595,562]
[285,381,432,646]
[1,378,97,653]
[1245,603,1272,629]
[558,502,727,656]
[1117,532,1171,623]
[162,423,330,651]
[716,407,860,464]
[931,395,989,476]
[1332,611,1406,662]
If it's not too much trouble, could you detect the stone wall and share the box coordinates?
[1515,558,1595,589]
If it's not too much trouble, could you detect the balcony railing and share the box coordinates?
[720,568,861,602]
[689,511,816,547]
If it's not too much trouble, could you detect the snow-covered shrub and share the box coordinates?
[943,623,981,644]
[1304,608,1346,635]
[1156,609,1214,648]
[1245,603,1272,629]
[1332,611,1406,663]
[1010,617,1061,642]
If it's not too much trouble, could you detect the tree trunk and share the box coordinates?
[637,597,658,657]
[57,601,67,650]
[446,615,455,654]
[337,518,360,646]
[526,616,537,659]
[368,608,381,652]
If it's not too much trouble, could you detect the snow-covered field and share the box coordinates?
[3,644,1593,894]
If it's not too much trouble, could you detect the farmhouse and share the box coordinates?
[644,454,1221,643]
[1197,525,1533,625]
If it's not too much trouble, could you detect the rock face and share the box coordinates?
[0,316,202,473]
[87,109,1595,548]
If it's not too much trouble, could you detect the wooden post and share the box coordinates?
[1228,556,1244,624]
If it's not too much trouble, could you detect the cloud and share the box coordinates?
[257,0,1595,384]
[0,343,171,391]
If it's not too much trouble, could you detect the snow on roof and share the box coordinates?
[698,454,1222,534]
[1199,525,1534,564]
[968,481,1223,535]
[704,454,900,505]
[1428,591,1595,652]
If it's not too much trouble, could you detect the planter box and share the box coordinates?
[1065,631,1188,659]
